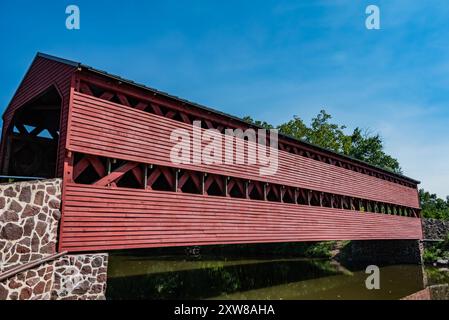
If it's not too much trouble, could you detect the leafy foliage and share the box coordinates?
[347,128,401,173]
[423,233,449,263]
[304,241,337,258]
[241,116,274,130]
[419,189,449,220]
[244,110,402,173]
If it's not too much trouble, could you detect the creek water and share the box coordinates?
[105,252,449,300]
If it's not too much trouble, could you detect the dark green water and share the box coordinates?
[106,253,448,300]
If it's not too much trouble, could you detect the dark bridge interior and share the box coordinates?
[2,86,61,178]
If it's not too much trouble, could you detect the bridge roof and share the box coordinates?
[35,52,420,185]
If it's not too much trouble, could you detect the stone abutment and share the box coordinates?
[0,179,108,300]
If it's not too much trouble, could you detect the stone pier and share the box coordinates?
[0,179,108,300]
[336,239,424,266]
[422,218,449,241]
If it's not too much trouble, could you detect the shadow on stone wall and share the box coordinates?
[422,218,449,240]
[335,240,423,268]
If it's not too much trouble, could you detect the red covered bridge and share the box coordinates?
[0,53,423,253]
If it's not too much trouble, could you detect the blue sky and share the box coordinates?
[1,1,448,197]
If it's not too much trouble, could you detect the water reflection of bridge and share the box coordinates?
[106,254,426,300]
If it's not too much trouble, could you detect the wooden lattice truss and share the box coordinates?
[70,152,419,218]
[76,75,416,189]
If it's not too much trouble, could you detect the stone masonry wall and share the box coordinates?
[402,285,449,300]
[337,239,424,265]
[0,179,61,272]
[0,253,108,300]
[0,179,108,300]
[422,218,449,241]
[52,254,108,300]
[0,261,54,300]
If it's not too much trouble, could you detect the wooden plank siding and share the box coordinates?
[0,56,76,176]
[67,92,420,209]
[59,184,423,252]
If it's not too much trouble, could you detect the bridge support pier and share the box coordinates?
[336,239,424,266]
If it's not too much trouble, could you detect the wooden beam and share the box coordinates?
[94,162,138,186]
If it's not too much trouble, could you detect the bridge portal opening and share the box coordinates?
[2,86,61,178]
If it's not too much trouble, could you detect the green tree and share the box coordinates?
[419,189,449,220]
[307,110,350,153]
[244,109,402,173]
[347,128,402,173]
[242,116,273,130]
[277,115,309,141]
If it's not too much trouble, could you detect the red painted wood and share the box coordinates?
[59,183,423,252]
[0,56,76,176]
[79,72,418,187]
[0,54,423,254]
[67,92,420,208]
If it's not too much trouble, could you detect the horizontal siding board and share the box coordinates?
[59,183,423,252]
[68,92,419,208]
[69,95,410,191]
[79,72,419,187]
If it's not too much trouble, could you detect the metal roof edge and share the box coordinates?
[36,52,80,68]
